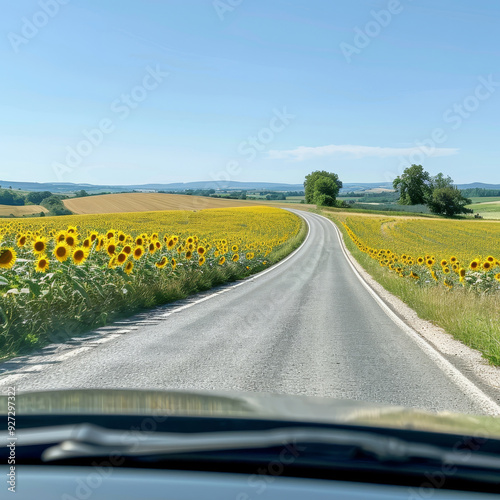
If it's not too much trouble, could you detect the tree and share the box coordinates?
[427,187,473,217]
[26,191,52,205]
[313,177,338,206]
[430,172,453,191]
[304,170,342,204]
[393,165,433,205]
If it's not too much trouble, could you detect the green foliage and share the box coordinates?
[393,165,432,205]
[40,195,72,216]
[25,191,53,205]
[304,170,342,205]
[427,187,473,217]
[0,189,25,206]
[461,188,500,198]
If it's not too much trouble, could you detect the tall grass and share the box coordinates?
[327,214,500,366]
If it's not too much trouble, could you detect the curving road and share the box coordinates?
[1,210,499,415]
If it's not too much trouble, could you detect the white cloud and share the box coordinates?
[267,144,459,161]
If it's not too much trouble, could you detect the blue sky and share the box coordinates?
[1,0,499,186]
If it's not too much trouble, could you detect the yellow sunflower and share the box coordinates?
[0,247,17,269]
[155,256,168,269]
[124,261,134,274]
[17,234,27,247]
[72,247,88,265]
[35,256,49,273]
[115,252,127,265]
[33,237,47,255]
[198,256,205,266]
[232,253,239,262]
[133,246,145,260]
[53,243,70,263]
[106,243,117,257]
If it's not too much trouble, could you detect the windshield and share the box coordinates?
[1,0,499,451]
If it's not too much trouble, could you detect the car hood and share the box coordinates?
[2,388,500,439]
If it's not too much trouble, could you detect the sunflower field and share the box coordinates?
[338,215,500,293]
[0,206,304,359]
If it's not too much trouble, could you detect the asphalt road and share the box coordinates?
[1,210,498,415]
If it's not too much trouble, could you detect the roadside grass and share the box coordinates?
[0,217,307,362]
[323,212,500,367]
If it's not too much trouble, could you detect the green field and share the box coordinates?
[467,201,500,219]
[468,196,500,204]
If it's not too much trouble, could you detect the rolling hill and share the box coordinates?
[63,193,262,214]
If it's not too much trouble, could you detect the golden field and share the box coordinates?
[63,192,262,214]
[0,204,48,217]
[335,214,500,292]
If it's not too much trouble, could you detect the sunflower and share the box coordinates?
[483,261,492,271]
[33,237,47,255]
[53,243,70,263]
[232,253,239,262]
[106,230,115,240]
[117,232,126,243]
[106,243,117,257]
[135,236,144,247]
[459,268,466,278]
[469,259,479,271]
[450,256,457,263]
[65,234,77,248]
[66,226,77,234]
[124,261,134,275]
[148,242,157,254]
[218,256,225,265]
[35,256,49,273]
[486,255,495,263]
[0,248,17,269]
[410,271,419,279]
[72,247,88,265]
[198,256,205,266]
[17,234,27,247]
[55,231,66,243]
[167,238,175,249]
[116,252,128,265]
[232,245,239,252]
[108,256,117,269]
[246,252,254,260]
[417,257,424,265]
[155,256,168,269]
[133,246,145,260]
[443,267,450,274]
[171,258,177,270]
[440,259,448,267]
[155,241,161,250]
[495,273,500,282]
[197,246,206,256]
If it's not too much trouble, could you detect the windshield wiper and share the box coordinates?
[8,422,500,472]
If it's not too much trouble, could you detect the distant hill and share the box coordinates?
[456,182,500,190]
[0,180,305,194]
